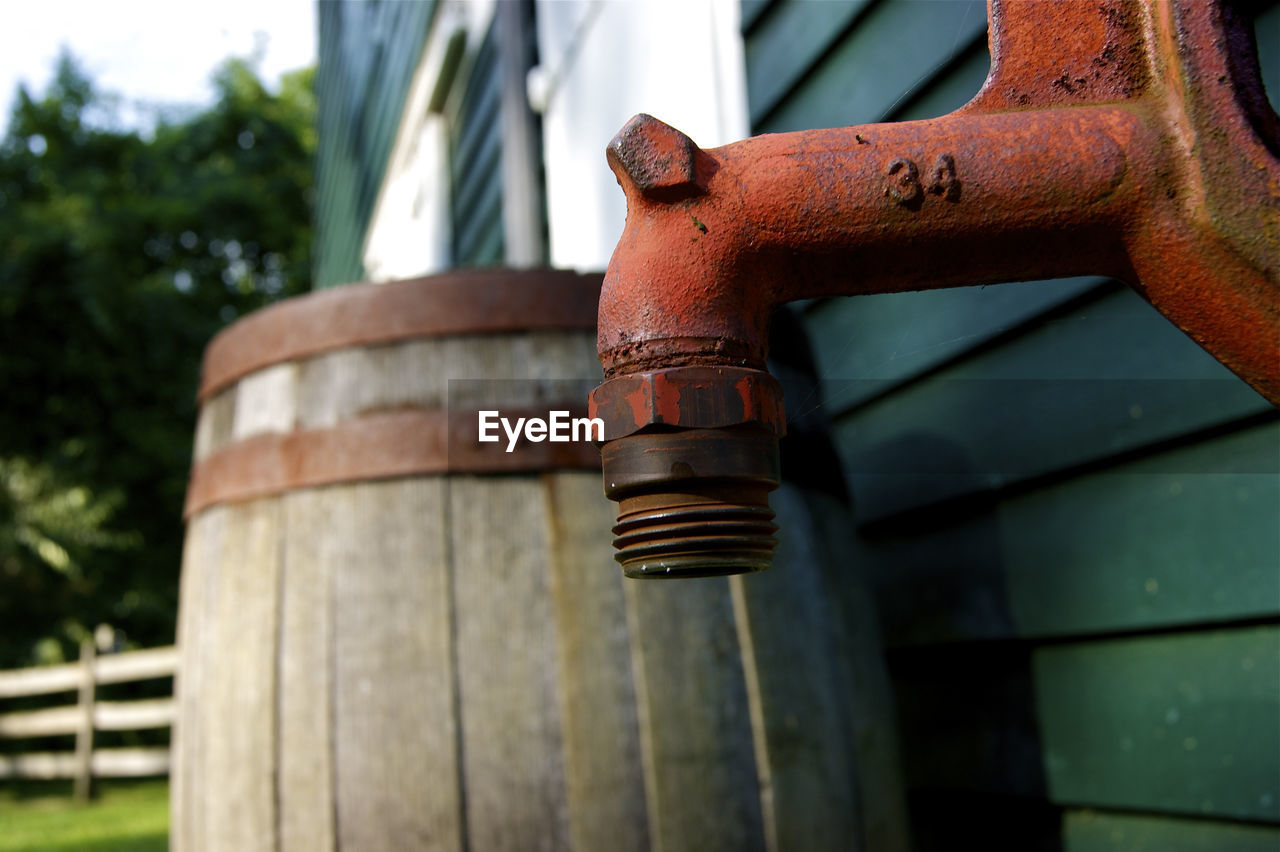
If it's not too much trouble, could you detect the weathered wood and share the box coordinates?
[0,698,173,738]
[624,576,767,852]
[292,332,597,432]
[543,473,650,852]
[94,698,174,731]
[0,646,178,701]
[197,501,282,852]
[0,747,169,780]
[0,668,76,702]
[230,362,298,440]
[173,505,226,852]
[732,484,912,852]
[330,480,463,852]
[192,387,236,463]
[276,488,336,852]
[92,747,170,778]
[72,639,95,803]
[0,750,78,780]
[94,646,178,684]
[0,751,74,780]
[0,661,82,699]
[176,268,883,851]
[450,477,570,851]
[0,705,82,738]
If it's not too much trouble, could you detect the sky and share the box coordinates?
[0,0,317,131]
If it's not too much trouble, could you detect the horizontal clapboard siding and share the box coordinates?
[1034,626,1279,822]
[315,0,436,288]
[448,1,545,269]
[1062,810,1280,852]
[451,21,505,266]
[891,625,1280,818]
[744,0,1280,847]
[861,419,1280,645]
[834,285,1274,525]
[746,0,986,130]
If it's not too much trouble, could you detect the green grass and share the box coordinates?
[0,779,168,852]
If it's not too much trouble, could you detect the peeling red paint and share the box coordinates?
[734,376,753,424]
[652,371,682,425]
[596,0,1278,401]
[624,383,651,431]
[591,0,1279,578]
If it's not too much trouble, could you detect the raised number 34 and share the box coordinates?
[885,154,959,204]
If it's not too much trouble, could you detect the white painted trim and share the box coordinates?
[532,0,750,272]
[361,1,491,282]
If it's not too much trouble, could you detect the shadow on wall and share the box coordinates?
[848,431,1064,852]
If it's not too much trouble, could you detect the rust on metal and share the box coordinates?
[592,0,1279,577]
[588,365,785,440]
[601,427,780,578]
[184,405,601,518]
[199,268,601,401]
[606,113,715,202]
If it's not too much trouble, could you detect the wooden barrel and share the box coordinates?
[172,268,906,852]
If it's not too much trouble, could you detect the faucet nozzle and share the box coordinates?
[589,366,785,577]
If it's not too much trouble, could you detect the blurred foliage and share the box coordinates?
[0,52,314,668]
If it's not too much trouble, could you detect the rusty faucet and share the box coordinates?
[588,0,1279,578]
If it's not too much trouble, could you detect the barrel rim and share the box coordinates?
[198,268,603,402]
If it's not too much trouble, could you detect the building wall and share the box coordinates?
[532,0,749,271]
[314,0,436,289]
[346,0,749,283]
[742,1,1280,849]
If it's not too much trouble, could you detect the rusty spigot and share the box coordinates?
[588,367,784,578]
[592,0,1279,578]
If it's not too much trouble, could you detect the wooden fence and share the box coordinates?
[0,641,176,800]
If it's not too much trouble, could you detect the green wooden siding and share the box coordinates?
[1035,626,1279,822]
[744,0,1280,846]
[1063,811,1280,852]
[862,420,1280,644]
[314,0,436,289]
[313,0,544,278]
[448,0,546,268]
[449,22,505,266]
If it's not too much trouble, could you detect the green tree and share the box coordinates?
[0,52,314,667]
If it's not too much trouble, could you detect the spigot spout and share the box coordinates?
[589,366,785,577]
[592,0,1280,578]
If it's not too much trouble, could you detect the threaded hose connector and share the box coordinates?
[601,426,781,578]
[589,365,786,578]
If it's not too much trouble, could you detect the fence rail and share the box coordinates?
[0,642,176,800]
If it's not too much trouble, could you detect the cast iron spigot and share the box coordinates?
[588,367,784,577]
[591,0,1279,578]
